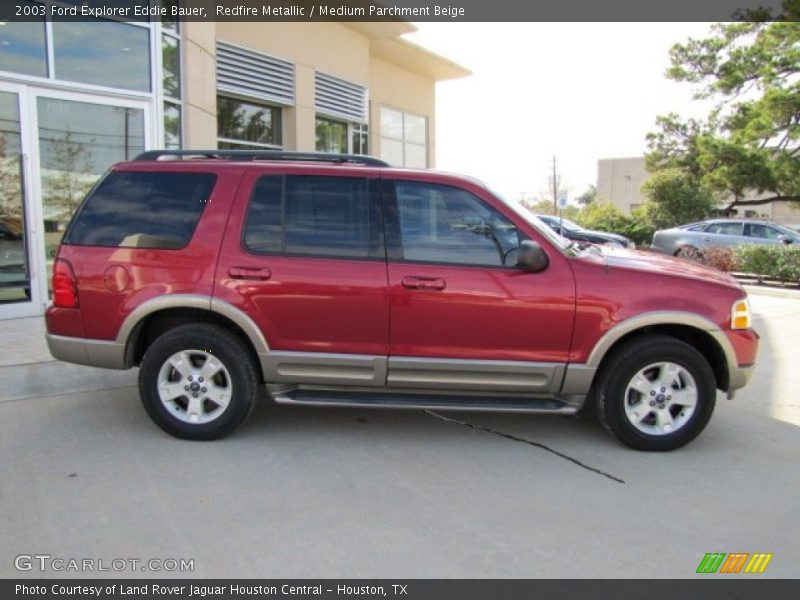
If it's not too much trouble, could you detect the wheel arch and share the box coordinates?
[118,295,269,380]
[585,312,734,393]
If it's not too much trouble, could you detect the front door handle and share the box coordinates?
[401,276,446,291]
[228,266,272,281]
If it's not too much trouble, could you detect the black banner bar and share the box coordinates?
[1,0,796,23]
[4,580,800,600]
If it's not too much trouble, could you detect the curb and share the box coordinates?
[743,285,800,300]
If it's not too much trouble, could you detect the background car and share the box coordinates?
[536,214,634,248]
[651,219,800,259]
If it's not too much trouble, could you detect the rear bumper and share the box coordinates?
[46,334,127,369]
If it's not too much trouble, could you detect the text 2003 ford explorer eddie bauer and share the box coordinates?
[45,151,759,451]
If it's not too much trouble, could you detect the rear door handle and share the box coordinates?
[401,276,446,291]
[228,266,272,281]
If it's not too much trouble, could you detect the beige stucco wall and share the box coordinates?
[766,200,800,228]
[215,22,370,152]
[596,157,650,214]
[181,21,217,149]
[369,56,436,167]
[182,23,440,164]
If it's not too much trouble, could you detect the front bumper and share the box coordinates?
[722,328,760,391]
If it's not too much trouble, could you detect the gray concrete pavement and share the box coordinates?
[0,293,798,579]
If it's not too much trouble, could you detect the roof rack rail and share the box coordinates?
[134,150,390,167]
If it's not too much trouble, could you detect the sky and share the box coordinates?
[404,22,717,203]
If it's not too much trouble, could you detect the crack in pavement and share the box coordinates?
[424,410,625,484]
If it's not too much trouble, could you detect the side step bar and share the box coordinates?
[272,390,578,414]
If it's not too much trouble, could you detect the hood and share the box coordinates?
[600,246,741,288]
[581,229,629,243]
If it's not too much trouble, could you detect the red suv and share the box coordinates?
[45,151,759,450]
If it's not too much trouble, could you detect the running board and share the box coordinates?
[272,390,578,414]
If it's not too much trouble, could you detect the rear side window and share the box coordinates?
[243,175,383,259]
[64,171,216,249]
[706,222,743,236]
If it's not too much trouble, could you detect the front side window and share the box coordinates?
[64,171,216,249]
[748,224,782,240]
[217,96,282,149]
[244,175,382,260]
[392,181,521,267]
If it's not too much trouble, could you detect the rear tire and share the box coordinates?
[138,323,260,440]
[675,245,703,262]
[594,335,716,451]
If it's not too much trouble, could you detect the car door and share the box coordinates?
[383,176,576,394]
[214,167,389,387]
[702,221,745,247]
[745,223,785,245]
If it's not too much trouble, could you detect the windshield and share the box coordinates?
[773,223,800,241]
[490,190,572,252]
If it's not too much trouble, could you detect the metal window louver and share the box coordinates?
[216,41,295,106]
[315,72,368,123]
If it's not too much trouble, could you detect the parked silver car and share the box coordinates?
[651,219,800,259]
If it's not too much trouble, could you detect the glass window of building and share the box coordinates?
[0,92,31,304]
[217,96,282,149]
[52,20,151,92]
[380,107,427,168]
[0,12,48,78]
[315,118,348,154]
[316,118,368,155]
[37,97,145,280]
[161,20,182,149]
[351,123,369,155]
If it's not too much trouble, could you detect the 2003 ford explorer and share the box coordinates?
[45,151,759,451]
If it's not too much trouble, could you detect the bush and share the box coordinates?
[576,201,655,246]
[733,245,800,283]
[701,246,737,272]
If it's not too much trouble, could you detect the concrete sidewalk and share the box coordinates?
[0,317,135,403]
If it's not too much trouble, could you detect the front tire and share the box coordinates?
[594,335,716,451]
[138,323,260,440]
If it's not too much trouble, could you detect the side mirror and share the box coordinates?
[778,235,793,245]
[517,240,549,272]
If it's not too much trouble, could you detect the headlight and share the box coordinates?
[731,298,752,330]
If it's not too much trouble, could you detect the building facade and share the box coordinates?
[597,156,800,228]
[0,12,468,320]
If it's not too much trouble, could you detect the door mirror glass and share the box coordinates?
[778,235,793,245]
[517,240,549,272]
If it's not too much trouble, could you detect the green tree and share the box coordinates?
[647,5,800,213]
[575,185,597,206]
[640,169,718,229]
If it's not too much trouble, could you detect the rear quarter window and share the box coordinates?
[64,170,217,249]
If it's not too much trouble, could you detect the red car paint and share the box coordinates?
[45,160,759,374]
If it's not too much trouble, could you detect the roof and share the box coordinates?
[344,23,470,82]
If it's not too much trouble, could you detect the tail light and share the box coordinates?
[53,258,79,308]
